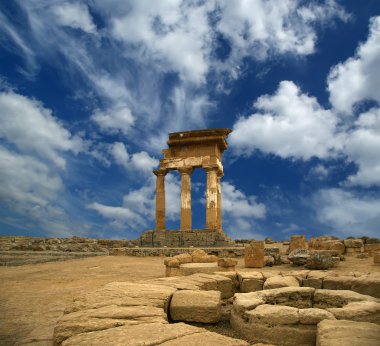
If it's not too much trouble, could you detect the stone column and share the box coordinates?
[179,167,193,230]
[205,166,218,229]
[153,169,167,230]
[216,173,223,230]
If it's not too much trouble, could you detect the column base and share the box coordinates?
[139,229,234,247]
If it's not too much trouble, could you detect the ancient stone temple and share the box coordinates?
[139,129,234,247]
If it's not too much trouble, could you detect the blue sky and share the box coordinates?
[0,0,379,240]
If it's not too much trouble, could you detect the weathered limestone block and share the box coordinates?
[365,243,380,256]
[190,273,234,299]
[316,319,380,346]
[264,255,275,266]
[231,296,317,346]
[233,292,265,318]
[230,318,316,346]
[288,235,308,252]
[303,271,329,289]
[351,274,380,298]
[323,274,380,298]
[374,250,380,265]
[309,237,345,255]
[61,322,241,346]
[261,271,282,280]
[64,282,177,314]
[288,249,312,266]
[305,252,337,270]
[246,304,299,324]
[173,253,193,264]
[217,257,237,268]
[298,308,335,324]
[233,287,315,313]
[279,255,291,264]
[147,276,211,291]
[326,301,380,323]
[179,262,221,276]
[261,287,315,308]
[191,249,218,263]
[169,290,221,323]
[282,270,310,285]
[164,258,180,267]
[313,289,379,309]
[159,330,250,346]
[323,275,354,291]
[263,275,300,289]
[244,241,264,268]
[344,238,364,248]
[231,286,378,346]
[237,271,264,293]
[165,266,181,277]
[54,305,167,345]
[215,271,239,290]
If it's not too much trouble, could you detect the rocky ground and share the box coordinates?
[0,254,378,345]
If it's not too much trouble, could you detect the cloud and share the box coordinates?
[0,90,82,168]
[0,146,63,207]
[110,142,158,174]
[328,16,380,113]
[230,81,343,160]
[229,17,380,189]
[88,173,181,231]
[3,0,349,156]
[307,164,330,180]
[87,202,146,229]
[345,107,380,186]
[216,0,348,69]
[0,90,85,234]
[222,181,266,219]
[314,188,380,237]
[221,181,266,238]
[0,9,37,77]
[51,2,97,35]
[229,81,380,188]
[111,0,213,85]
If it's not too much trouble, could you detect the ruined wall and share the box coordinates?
[139,229,234,247]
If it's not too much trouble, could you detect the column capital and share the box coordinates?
[204,165,222,176]
[178,167,193,175]
[153,168,168,176]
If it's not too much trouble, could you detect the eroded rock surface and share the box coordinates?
[316,319,380,346]
[170,290,221,323]
[231,286,380,346]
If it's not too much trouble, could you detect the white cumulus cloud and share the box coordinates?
[88,173,181,231]
[220,181,266,238]
[0,90,82,168]
[328,16,380,113]
[314,188,380,237]
[110,142,158,174]
[230,81,343,160]
[345,107,380,186]
[0,90,83,234]
[91,106,135,136]
[111,0,212,85]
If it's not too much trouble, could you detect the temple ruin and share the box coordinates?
[139,128,234,247]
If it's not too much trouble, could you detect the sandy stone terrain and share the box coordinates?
[0,255,378,345]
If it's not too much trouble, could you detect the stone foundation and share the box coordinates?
[139,229,234,247]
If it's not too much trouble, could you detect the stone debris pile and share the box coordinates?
[164,249,237,276]
[53,268,380,346]
[232,286,380,345]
